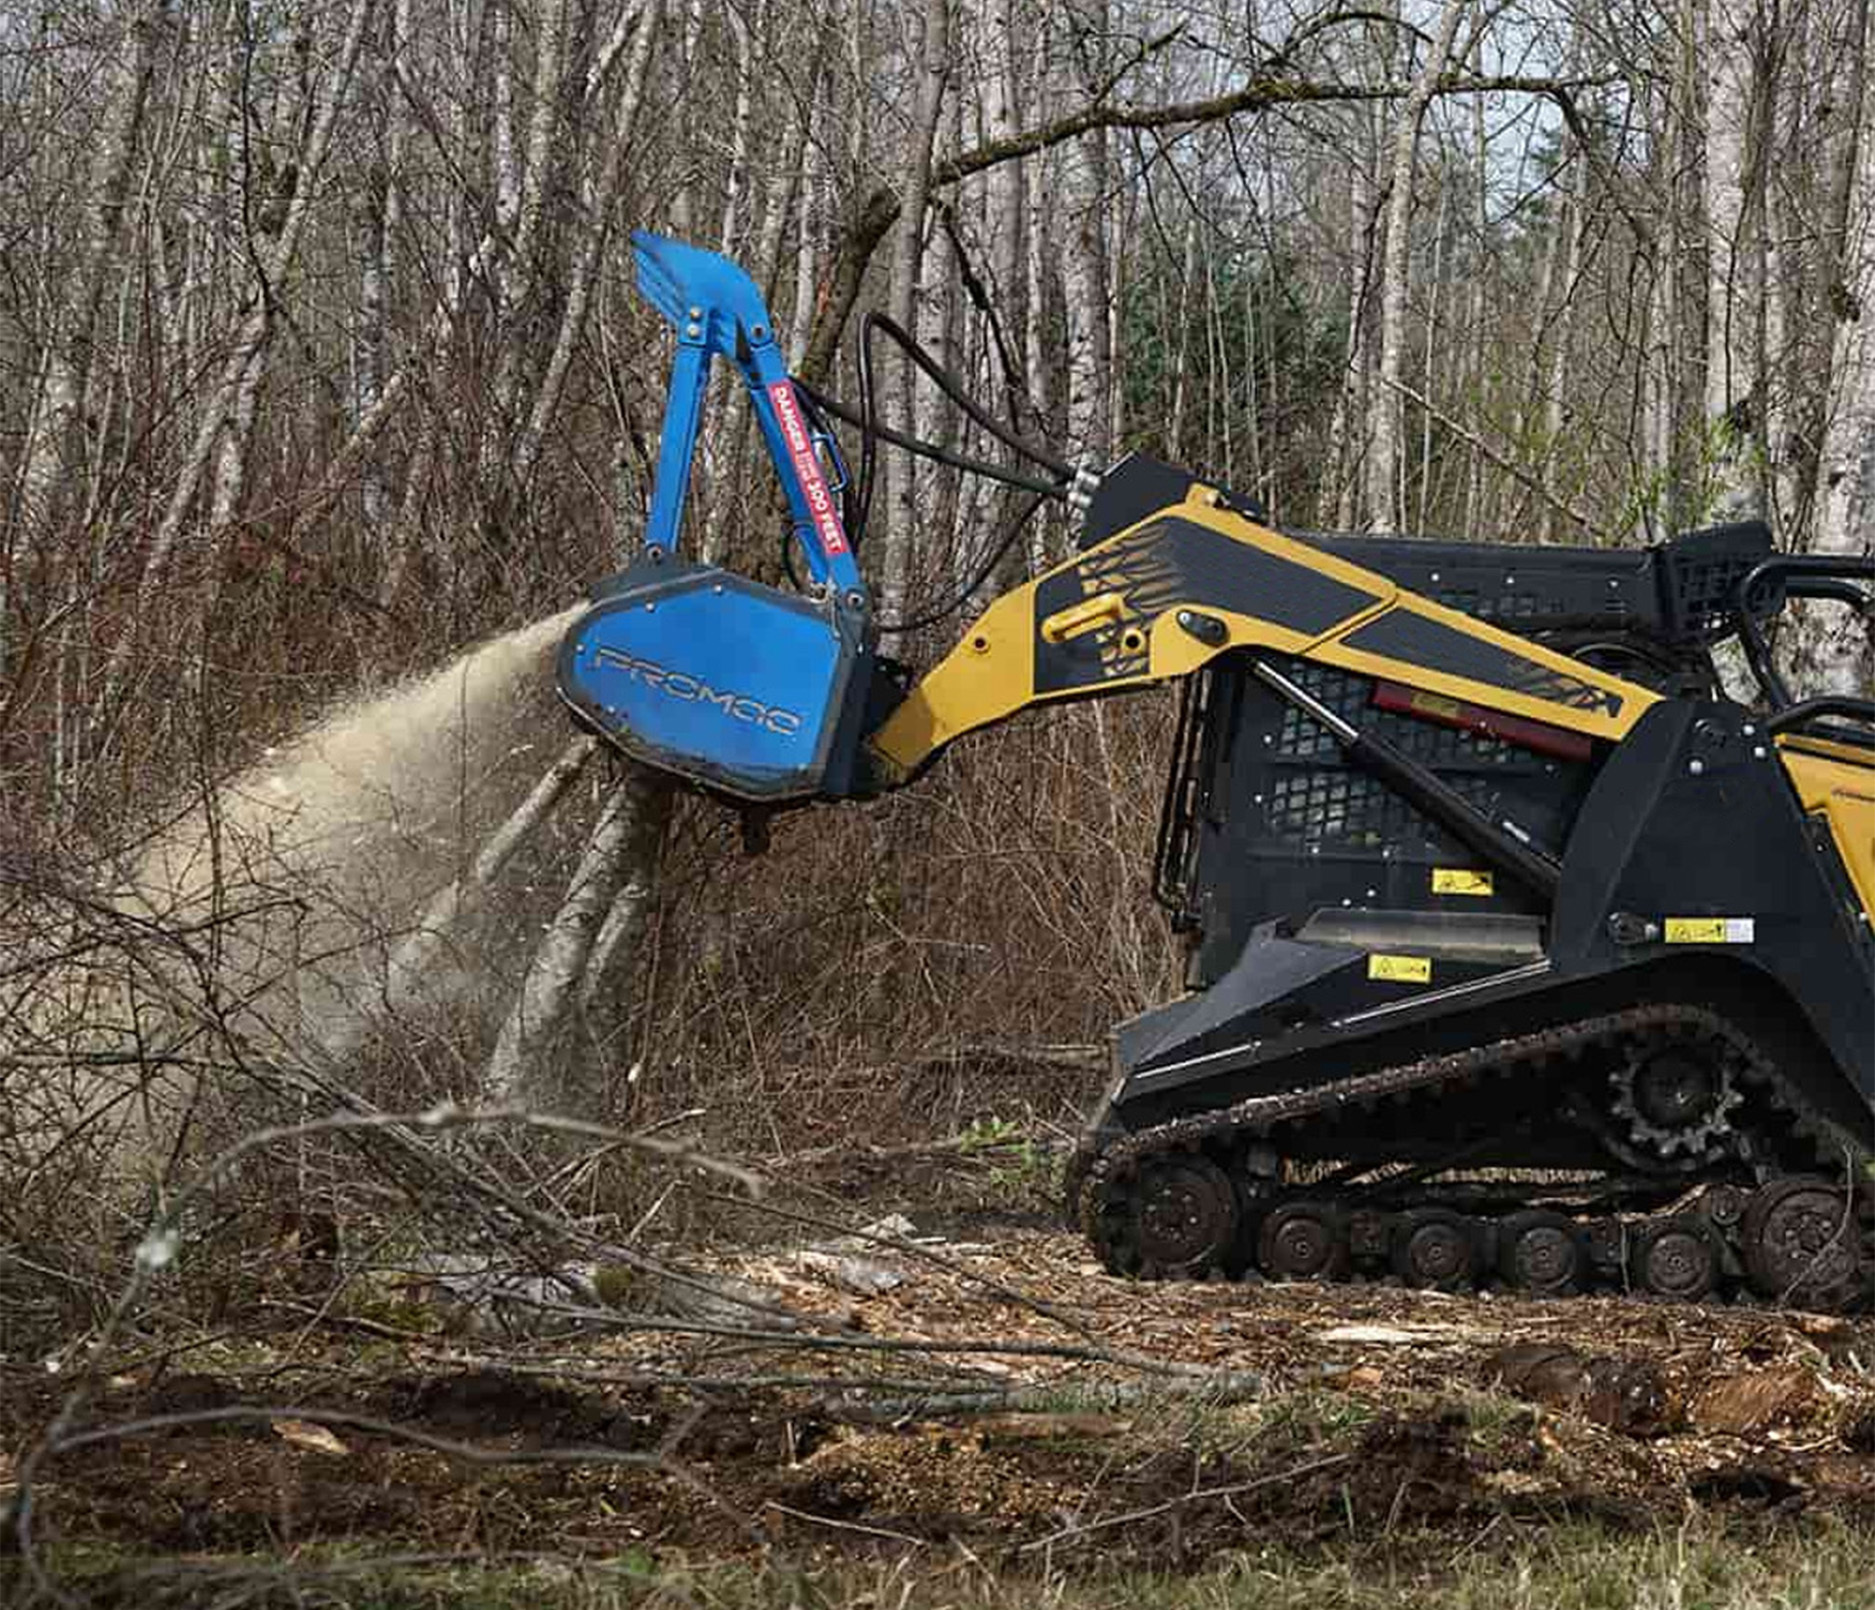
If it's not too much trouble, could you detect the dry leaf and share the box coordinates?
[1689,1369,1819,1436]
[271,1418,349,1457]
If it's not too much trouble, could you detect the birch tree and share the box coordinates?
[1704,0,1769,522]
[1323,109,1381,529]
[10,1,169,549]
[1367,0,1470,532]
[878,0,953,644]
[1062,0,1115,465]
[1808,0,1875,694]
[105,0,377,694]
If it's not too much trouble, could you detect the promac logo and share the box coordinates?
[593,646,806,738]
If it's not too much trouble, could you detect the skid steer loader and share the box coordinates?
[558,233,1875,1310]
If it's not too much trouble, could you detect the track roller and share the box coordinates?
[1497,1209,1584,1296]
[1390,1208,1478,1290]
[1257,1200,1345,1282]
[1346,1208,1391,1269]
[1631,1217,1722,1301]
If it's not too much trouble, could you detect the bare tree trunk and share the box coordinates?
[1777,0,1858,543]
[1463,90,1489,534]
[878,0,952,647]
[1764,154,1797,540]
[718,3,759,256]
[1325,114,1379,529]
[1107,139,1136,458]
[669,0,706,239]
[105,0,377,704]
[1807,0,1875,694]
[1025,138,1061,571]
[1062,3,1113,464]
[1169,208,1198,462]
[1416,171,1450,532]
[700,1,792,566]
[1368,0,1470,532]
[1540,144,1588,541]
[790,45,832,360]
[480,766,670,1111]
[356,168,392,529]
[755,23,810,302]
[1647,70,1684,531]
[576,782,674,1068]
[1705,0,1765,520]
[209,345,267,532]
[917,93,963,584]
[11,1,168,545]
[982,0,1026,424]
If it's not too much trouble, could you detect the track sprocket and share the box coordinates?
[1607,1035,1742,1165]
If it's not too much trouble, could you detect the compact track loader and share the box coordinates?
[560,234,1875,1311]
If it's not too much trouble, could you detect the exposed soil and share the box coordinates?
[3,1213,1871,1582]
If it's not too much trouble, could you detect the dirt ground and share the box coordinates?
[4,1194,1872,1593]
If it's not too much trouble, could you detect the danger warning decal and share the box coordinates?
[1664,917,1756,945]
[768,380,849,558]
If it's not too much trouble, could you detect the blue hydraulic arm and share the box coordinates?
[556,233,888,805]
[631,232,864,600]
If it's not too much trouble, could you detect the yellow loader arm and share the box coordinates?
[867,481,1658,785]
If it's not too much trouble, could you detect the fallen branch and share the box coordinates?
[764,1501,927,1548]
[1021,1450,1355,1552]
[764,1133,1063,1170]
[696,1190,1130,1356]
[825,1369,1265,1425]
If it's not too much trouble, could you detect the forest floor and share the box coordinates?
[4,1163,1874,1609]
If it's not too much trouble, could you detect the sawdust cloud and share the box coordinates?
[0,609,584,1186]
[126,606,587,1060]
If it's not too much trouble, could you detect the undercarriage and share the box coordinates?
[1073,998,1874,1311]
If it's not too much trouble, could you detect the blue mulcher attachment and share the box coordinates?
[558,233,885,803]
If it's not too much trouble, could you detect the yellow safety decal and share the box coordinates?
[1432,868,1495,897]
[1664,918,1756,945]
[1369,954,1433,983]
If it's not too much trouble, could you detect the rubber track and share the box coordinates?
[1073,1003,1874,1309]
